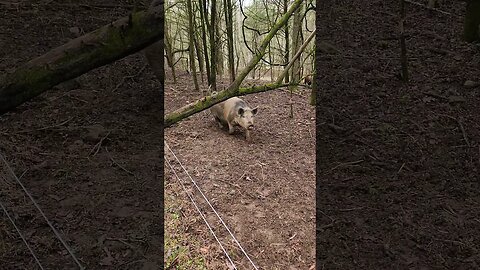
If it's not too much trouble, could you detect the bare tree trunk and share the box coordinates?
[163,28,177,83]
[193,33,205,84]
[275,29,316,85]
[187,0,199,91]
[193,2,205,83]
[216,16,224,77]
[165,0,304,127]
[210,0,217,91]
[199,0,211,86]
[310,48,316,106]
[464,0,480,42]
[224,0,235,82]
[284,0,290,83]
[290,0,303,84]
[0,3,164,115]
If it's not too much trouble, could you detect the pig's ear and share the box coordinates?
[252,107,258,115]
[238,108,244,115]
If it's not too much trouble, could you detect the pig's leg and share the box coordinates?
[245,129,251,141]
[228,122,235,134]
[214,117,223,129]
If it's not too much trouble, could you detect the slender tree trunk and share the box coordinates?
[290,0,303,84]
[275,29,316,85]
[216,14,224,77]
[187,0,199,90]
[193,33,205,84]
[269,43,274,82]
[310,48,316,106]
[210,0,217,91]
[264,0,274,82]
[193,2,204,83]
[224,0,235,82]
[163,28,177,83]
[464,0,480,42]
[199,0,211,86]
[284,0,290,83]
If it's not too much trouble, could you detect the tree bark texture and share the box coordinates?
[284,0,290,83]
[199,0,211,86]
[224,0,235,82]
[187,0,199,91]
[210,0,218,91]
[290,0,303,83]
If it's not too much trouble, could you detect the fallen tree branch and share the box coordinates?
[164,82,296,127]
[0,0,164,115]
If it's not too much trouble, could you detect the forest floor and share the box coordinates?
[0,1,164,269]
[316,0,480,269]
[164,72,316,270]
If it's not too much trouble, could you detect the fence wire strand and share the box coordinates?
[0,152,84,270]
[165,158,237,269]
[0,199,45,270]
[165,141,259,270]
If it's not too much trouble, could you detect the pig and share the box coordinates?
[210,97,258,141]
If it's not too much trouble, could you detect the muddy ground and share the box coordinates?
[164,73,316,269]
[316,1,480,269]
[1,1,163,269]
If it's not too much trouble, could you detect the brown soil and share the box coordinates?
[316,1,480,269]
[1,1,163,269]
[164,74,316,269]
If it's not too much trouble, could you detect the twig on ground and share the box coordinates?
[422,91,449,101]
[439,114,470,147]
[457,119,470,147]
[318,209,335,226]
[105,147,135,176]
[397,162,406,174]
[17,117,74,134]
[337,206,365,212]
[112,64,148,92]
[318,222,336,231]
[237,172,246,182]
[257,163,265,182]
[217,177,241,188]
[328,160,364,173]
[327,123,347,135]
[89,130,112,156]
[105,237,145,257]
